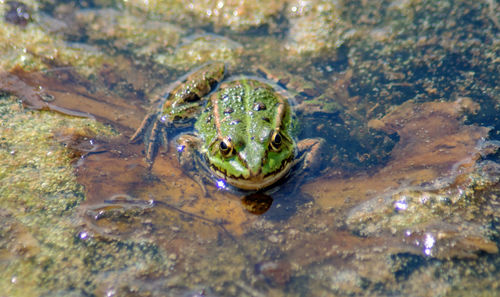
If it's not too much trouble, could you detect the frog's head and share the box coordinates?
[201,78,296,191]
[207,128,296,190]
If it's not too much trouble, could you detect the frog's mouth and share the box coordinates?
[209,156,295,191]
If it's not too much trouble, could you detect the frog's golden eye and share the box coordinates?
[269,131,282,151]
[219,138,234,157]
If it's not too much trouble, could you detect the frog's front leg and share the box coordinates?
[130,61,226,166]
[176,134,209,196]
[295,138,327,181]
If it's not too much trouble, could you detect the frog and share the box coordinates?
[130,61,326,193]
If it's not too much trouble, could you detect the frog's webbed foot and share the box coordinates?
[130,112,168,165]
[292,138,327,190]
[297,138,326,171]
[176,134,210,196]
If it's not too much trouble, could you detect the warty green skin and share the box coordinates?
[160,62,225,123]
[195,77,296,190]
[131,61,323,192]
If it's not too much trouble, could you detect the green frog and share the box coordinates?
[131,61,325,192]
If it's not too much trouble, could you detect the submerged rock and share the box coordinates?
[124,0,286,32]
[285,0,348,56]
[342,99,497,258]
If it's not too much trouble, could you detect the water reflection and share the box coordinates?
[241,193,273,215]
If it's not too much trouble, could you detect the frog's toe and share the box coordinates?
[145,139,158,165]
[144,121,168,164]
[130,113,156,143]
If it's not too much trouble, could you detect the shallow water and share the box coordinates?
[0,0,499,296]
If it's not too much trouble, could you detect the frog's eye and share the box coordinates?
[269,131,282,151]
[219,138,234,157]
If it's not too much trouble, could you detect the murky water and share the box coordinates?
[0,0,499,296]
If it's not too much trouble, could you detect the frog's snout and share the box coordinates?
[248,167,262,178]
[243,151,264,179]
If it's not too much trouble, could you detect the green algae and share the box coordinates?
[74,8,184,60]
[120,0,348,58]
[0,95,172,296]
[123,0,287,32]
[285,0,347,56]
[0,5,106,78]
[154,34,243,69]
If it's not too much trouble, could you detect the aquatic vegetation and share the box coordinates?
[124,0,287,32]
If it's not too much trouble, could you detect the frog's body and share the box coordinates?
[131,62,325,192]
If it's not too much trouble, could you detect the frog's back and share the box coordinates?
[196,78,294,147]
